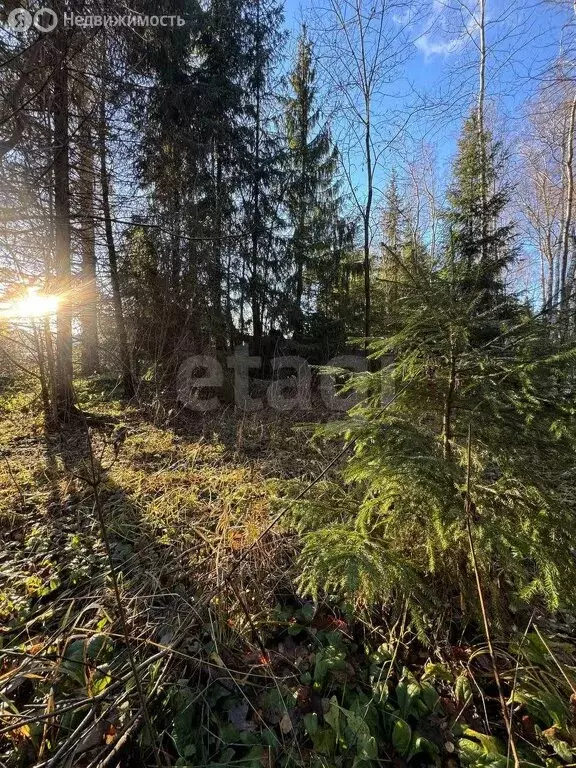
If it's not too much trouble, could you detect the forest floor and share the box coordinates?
[2,377,576,767]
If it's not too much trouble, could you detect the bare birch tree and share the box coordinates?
[311,0,414,340]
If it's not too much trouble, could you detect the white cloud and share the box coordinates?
[415,35,464,58]
[392,8,416,26]
[413,0,480,61]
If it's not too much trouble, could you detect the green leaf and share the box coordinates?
[86,633,112,661]
[324,697,340,736]
[61,639,87,686]
[458,738,507,768]
[309,725,337,756]
[422,662,454,683]
[396,670,421,719]
[304,712,319,736]
[511,689,568,728]
[244,745,265,762]
[410,734,439,762]
[395,680,410,719]
[463,728,505,755]
[371,679,388,705]
[552,739,574,762]
[90,669,111,696]
[300,602,316,622]
[172,689,199,760]
[343,709,378,759]
[420,682,440,713]
[314,645,347,684]
[542,727,576,761]
[392,718,412,757]
[262,730,279,748]
[455,672,473,707]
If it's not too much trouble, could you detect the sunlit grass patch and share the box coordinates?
[73,375,128,410]
[0,389,324,767]
[0,377,40,415]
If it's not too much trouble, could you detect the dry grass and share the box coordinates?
[0,380,337,767]
[2,381,576,767]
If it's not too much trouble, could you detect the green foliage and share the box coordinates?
[4,395,576,767]
[283,26,341,335]
[291,115,576,630]
[161,609,454,767]
[293,269,576,625]
[447,111,515,281]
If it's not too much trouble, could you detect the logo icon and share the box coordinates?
[7,8,33,32]
[6,7,58,33]
[33,8,57,32]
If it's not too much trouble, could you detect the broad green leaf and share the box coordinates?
[422,662,454,683]
[420,682,440,713]
[310,725,337,756]
[304,712,319,736]
[458,738,508,768]
[463,728,505,755]
[410,734,440,763]
[343,708,378,759]
[392,718,412,757]
[324,697,340,736]
[455,672,473,707]
[90,669,111,696]
[61,639,86,686]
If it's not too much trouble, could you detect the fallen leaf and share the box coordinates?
[229,701,257,732]
[105,724,117,745]
[279,712,293,734]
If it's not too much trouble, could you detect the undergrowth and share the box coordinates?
[1,380,576,766]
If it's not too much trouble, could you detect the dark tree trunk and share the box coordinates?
[363,115,372,341]
[211,146,228,352]
[251,294,263,343]
[52,27,74,420]
[443,345,457,459]
[250,0,263,350]
[294,256,304,337]
[98,90,135,398]
[78,114,100,375]
[560,95,576,326]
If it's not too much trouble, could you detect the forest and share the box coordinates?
[1,0,576,766]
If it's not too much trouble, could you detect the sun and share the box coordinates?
[0,287,60,320]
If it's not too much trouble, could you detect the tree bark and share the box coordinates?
[211,144,228,352]
[78,107,100,375]
[98,90,134,398]
[360,15,372,341]
[52,27,74,420]
[250,0,263,349]
[477,0,488,267]
[560,94,576,324]
[443,344,457,459]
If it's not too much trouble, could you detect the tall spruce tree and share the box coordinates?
[284,26,339,337]
[447,113,514,292]
[290,116,576,632]
[129,0,210,367]
[195,0,248,352]
[239,0,285,346]
[379,171,405,312]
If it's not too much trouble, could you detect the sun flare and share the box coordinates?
[0,287,60,320]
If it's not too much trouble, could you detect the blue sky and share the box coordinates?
[279,0,573,296]
[281,0,573,184]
